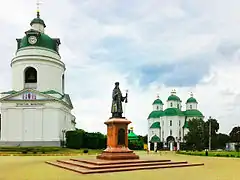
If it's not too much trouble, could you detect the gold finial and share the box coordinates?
[36,0,42,18]
[190,92,193,97]
[130,127,133,130]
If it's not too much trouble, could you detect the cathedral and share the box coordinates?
[147,90,204,151]
[0,10,76,146]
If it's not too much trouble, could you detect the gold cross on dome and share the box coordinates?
[36,0,43,17]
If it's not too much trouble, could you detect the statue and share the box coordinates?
[111,82,128,118]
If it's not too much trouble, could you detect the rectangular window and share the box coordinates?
[179,120,181,126]
[170,120,172,126]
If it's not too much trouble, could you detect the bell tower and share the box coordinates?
[11,5,64,93]
[0,4,75,147]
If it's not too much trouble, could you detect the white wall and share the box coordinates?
[153,104,163,111]
[186,103,197,110]
[11,47,65,94]
[167,101,182,109]
[0,101,75,143]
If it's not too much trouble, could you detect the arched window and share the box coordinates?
[156,106,159,110]
[190,105,192,109]
[170,102,173,107]
[177,104,179,109]
[170,120,172,126]
[170,129,172,136]
[62,74,65,93]
[24,67,37,83]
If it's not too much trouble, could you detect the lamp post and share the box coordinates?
[62,129,66,147]
[209,116,212,151]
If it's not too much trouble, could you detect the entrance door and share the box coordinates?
[23,109,35,141]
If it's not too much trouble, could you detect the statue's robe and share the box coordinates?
[111,87,125,117]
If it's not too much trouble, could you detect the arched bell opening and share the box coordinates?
[24,67,37,89]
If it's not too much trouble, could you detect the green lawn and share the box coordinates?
[0,151,239,180]
[178,150,240,157]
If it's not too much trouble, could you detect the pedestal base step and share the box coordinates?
[96,152,139,160]
[46,158,204,174]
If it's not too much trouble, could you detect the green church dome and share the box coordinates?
[186,97,197,103]
[128,132,138,140]
[128,127,139,140]
[30,17,46,27]
[148,110,164,119]
[184,109,203,117]
[152,99,164,105]
[167,95,181,101]
[19,33,57,52]
[164,108,185,116]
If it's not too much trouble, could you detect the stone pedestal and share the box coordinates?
[96,118,139,160]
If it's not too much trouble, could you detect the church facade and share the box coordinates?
[0,11,76,146]
[147,90,204,151]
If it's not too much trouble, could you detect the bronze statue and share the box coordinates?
[111,82,128,118]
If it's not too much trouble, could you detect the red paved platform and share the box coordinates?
[46,158,204,174]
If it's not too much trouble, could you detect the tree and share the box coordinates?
[215,133,230,149]
[229,126,240,143]
[184,118,205,150]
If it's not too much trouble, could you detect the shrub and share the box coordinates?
[83,149,88,153]
[0,147,61,154]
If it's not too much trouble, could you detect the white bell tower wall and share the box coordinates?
[11,47,65,94]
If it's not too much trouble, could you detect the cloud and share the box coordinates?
[1,0,240,136]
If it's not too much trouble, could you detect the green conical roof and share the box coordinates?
[128,129,138,140]
[150,135,160,143]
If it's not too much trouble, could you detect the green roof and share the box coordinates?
[164,108,185,116]
[30,17,46,27]
[186,97,197,103]
[1,90,18,94]
[167,95,181,101]
[148,110,164,119]
[42,90,63,96]
[183,120,189,128]
[150,135,161,143]
[150,122,161,128]
[152,99,164,105]
[184,109,203,117]
[19,33,57,52]
[128,131,139,140]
